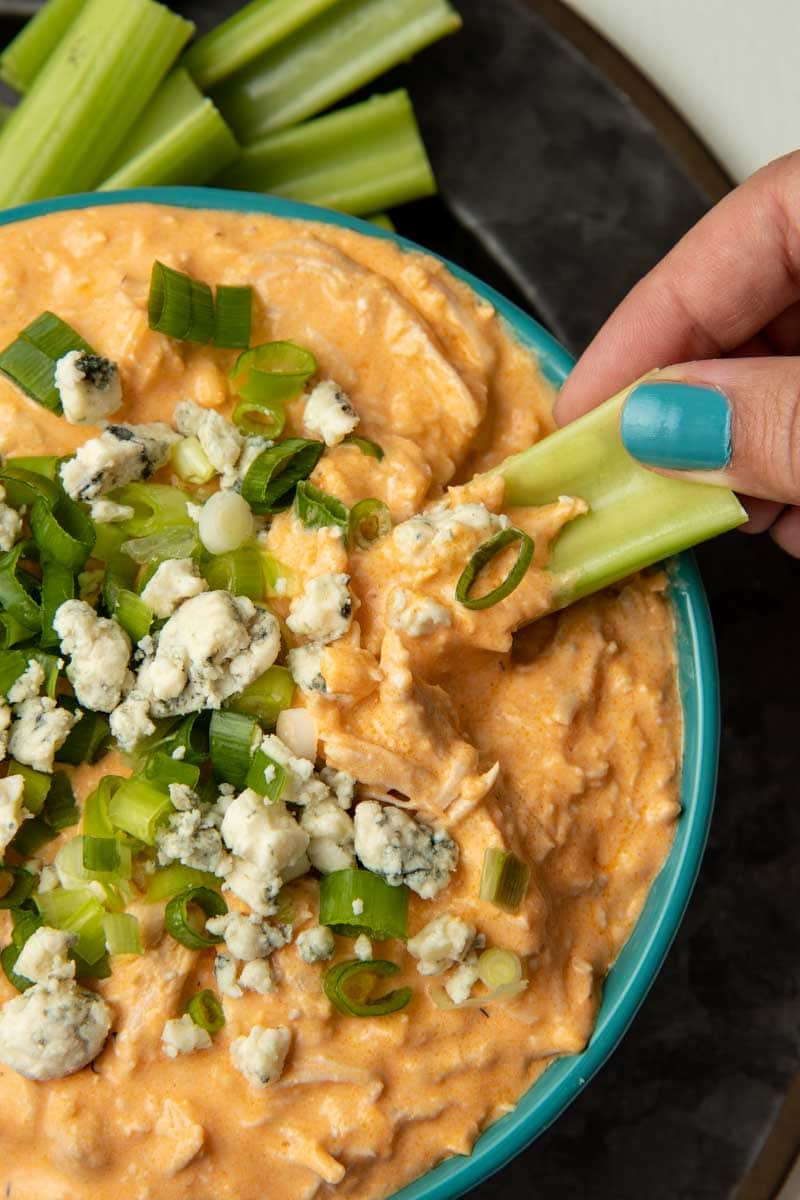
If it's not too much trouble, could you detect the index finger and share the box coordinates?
[554,150,800,425]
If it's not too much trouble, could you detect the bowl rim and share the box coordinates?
[0,186,719,1200]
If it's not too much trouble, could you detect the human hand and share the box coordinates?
[554,150,800,557]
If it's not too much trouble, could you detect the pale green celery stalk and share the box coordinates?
[184,0,340,92]
[99,68,239,190]
[0,0,194,206]
[0,0,88,93]
[213,0,461,142]
[0,104,9,130]
[220,90,435,216]
[495,384,746,609]
[368,213,396,232]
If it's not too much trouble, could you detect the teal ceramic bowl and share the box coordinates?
[0,187,719,1200]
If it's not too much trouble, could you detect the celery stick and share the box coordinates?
[99,68,239,191]
[220,90,435,216]
[368,214,397,232]
[0,0,194,206]
[184,0,340,92]
[0,0,88,94]
[495,385,747,608]
[213,0,461,141]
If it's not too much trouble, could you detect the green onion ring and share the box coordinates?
[0,463,61,509]
[187,988,226,1033]
[0,944,33,992]
[232,396,286,438]
[319,869,408,941]
[349,498,391,549]
[82,836,120,874]
[165,886,227,950]
[323,958,412,1017]
[30,493,95,571]
[455,527,534,611]
[0,541,42,630]
[240,438,324,514]
[148,262,215,344]
[215,285,253,350]
[0,865,35,911]
[209,709,259,789]
[478,847,531,912]
[40,559,75,649]
[342,435,384,461]
[294,480,349,532]
[230,340,316,409]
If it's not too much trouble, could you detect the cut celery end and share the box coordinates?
[184,0,340,92]
[367,213,397,233]
[99,67,239,191]
[213,0,461,141]
[495,386,747,608]
[0,0,87,94]
[221,90,436,216]
[0,0,194,205]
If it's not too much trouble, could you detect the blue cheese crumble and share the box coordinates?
[353,800,458,899]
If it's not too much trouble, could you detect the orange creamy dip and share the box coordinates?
[0,205,681,1200]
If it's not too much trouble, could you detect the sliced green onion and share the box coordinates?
[343,434,384,461]
[230,341,316,406]
[11,817,55,857]
[495,386,746,609]
[349,498,391,549]
[187,988,225,1033]
[113,589,153,642]
[145,863,223,903]
[0,648,59,698]
[477,947,523,990]
[0,463,61,509]
[103,911,143,956]
[30,494,95,571]
[11,906,43,949]
[35,886,106,964]
[455,527,534,611]
[172,435,215,485]
[0,0,194,206]
[209,710,259,789]
[82,836,119,874]
[0,612,34,650]
[202,543,264,601]
[4,456,60,482]
[319,869,408,940]
[226,665,295,725]
[232,397,286,439]
[0,312,92,412]
[323,958,412,1018]
[245,748,286,802]
[260,551,299,599]
[1,944,33,992]
[148,261,215,345]
[222,89,436,217]
[73,951,112,980]
[213,0,460,140]
[215,285,253,350]
[40,559,76,649]
[295,480,349,532]
[165,886,227,950]
[185,0,339,91]
[0,0,88,93]
[240,438,323,514]
[56,708,109,766]
[91,521,127,565]
[83,775,124,838]
[478,848,531,913]
[148,712,209,767]
[0,865,35,910]
[112,483,193,536]
[22,310,93,361]
[121,526,199,567]
[99,66,239,190]
[43,771,79,832]
[6,762,52,817]
[108,778,173,845]
[0,542,42,631]
[144,750,200,791]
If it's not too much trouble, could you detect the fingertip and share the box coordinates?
[735,496,784,535]
[769,505,800,558]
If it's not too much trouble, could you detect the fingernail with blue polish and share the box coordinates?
[621,382,732,470]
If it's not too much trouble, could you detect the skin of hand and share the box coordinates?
[554,149,800,558]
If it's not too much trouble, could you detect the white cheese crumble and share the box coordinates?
[175,400,243,481]
[161,1014,212,1058]
[0,774,29,853]
[353,801,458,899]
[0,484,22,552]
[14,926,75,986]
[156,806,231,877]
[214,952,242,999]
[239,959,274,995]
[230,1024,291,1089]
[89,498,135,524]
[0,981,111,1080]
[303,380,359,446]
[388,589,452,638]
[133,591,281,717]
[286,572,352,645]
[205,911,290,962]
[407,914,477,976]
[55,350,122,425]
[140,558,208,619]
[6,658,45,703]
[221,792,309,912]
[296,925,335,964]
[258,733,327,807]
[221,435,271,493]
[287,644,328,696]
[392,501,509,561]
[0,702,10,761]
[8,698,77,773]
[444,957,481,1005]
[354,934,372,962]
[351,898,364,916]
[319,767,355,810]
[109,695,155,752]
[300,797,355,874]
[60,422,178,501]
[54,599,132,712]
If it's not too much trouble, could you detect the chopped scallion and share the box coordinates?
[209,709,259,789]
[202,543,264,601]
[245,748,286,801]
[112,482,193,536]
[144,750,200,791]
[145,863,222,903]
[349,498,391,549]
[165,885,227,950]
[0,311,92,411]
[240,438,323,514]
[43,771,80,832]
[215,285,253,350]
[35,886,106,964]
[82,836,120,874]
[30,493,95,571]
[40,559,76,649]
[187,987,225,1032]
[103,911,144,956]
[6,761,52,816]
[56,708,109,766]
[0,864,35,910]
[226,665,295,726]
[343,434,384,461]
[323,958,412,1018]
[319,869,408,940]
[1,944,33,992]
[172,435,215,485]
[120,525,199,566]
[108,778,173,845]
[82,775,124,838]
[295,480,349,532]
[148,261,215,345]
[478,847,530,913]
[455,527,534,611]
[0,542,42,632]
[477,947,523,990]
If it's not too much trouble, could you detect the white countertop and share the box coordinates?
[563,0,800,183]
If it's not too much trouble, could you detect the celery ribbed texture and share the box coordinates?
[184,0,340,92]
[213,0,461,141]
[0,0,194,205]
[0,0,87,93]
[100,68,239,190]
[221,90,436,216]
[496,384,747,608]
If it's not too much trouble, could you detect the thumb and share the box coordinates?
[619,358,800,505]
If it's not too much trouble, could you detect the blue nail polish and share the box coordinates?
[621,382,732,470]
